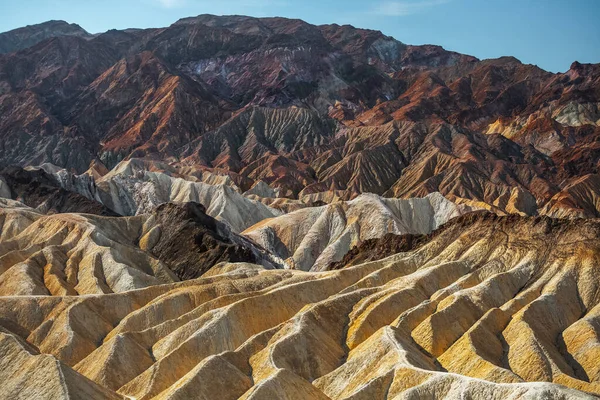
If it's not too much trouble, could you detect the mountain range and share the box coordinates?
[0,15,600,400]
[0,16,599,217]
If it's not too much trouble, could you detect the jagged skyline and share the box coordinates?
[1,0,599,72]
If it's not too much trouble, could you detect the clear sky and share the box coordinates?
[1,0,598,72]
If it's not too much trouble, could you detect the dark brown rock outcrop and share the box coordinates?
[0,20,90,54]
[148,202,258,280]
[0,166,117,216]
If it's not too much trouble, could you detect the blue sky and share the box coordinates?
[1,0,598,72]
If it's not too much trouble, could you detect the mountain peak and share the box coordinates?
[0,19,90,54]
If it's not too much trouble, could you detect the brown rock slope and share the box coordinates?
[0,20,90,54]
[145,202,282,280]
[0,15,471,173]
[0,16,599,217]
[541,174,600,218]
[1,212,600,398]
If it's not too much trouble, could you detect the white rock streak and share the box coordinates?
[243,192,474,271]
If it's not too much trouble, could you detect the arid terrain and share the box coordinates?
[0,14,599,400]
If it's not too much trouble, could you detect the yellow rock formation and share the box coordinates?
[0,211,599,399]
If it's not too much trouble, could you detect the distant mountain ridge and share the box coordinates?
[0,20,90,54]
[0,15,598,217]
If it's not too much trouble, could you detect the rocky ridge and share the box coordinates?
[0,20,90,54]
[0,16,598,218]
[243,192,473,271]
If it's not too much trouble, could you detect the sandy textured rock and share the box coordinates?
[0,330,122,399]
[244,180,281,199]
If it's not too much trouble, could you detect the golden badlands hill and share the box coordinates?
[1,193,600,398]
[0,198,285,296]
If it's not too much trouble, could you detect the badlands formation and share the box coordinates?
[0,201,600,399]
[243,192,473,271]
[0,196,283,296]
[0,13,599,400]
[1,161,600,399]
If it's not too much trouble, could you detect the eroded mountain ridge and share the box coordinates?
[0,14,600,400]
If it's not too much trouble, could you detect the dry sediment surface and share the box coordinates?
[0,212,600,398]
